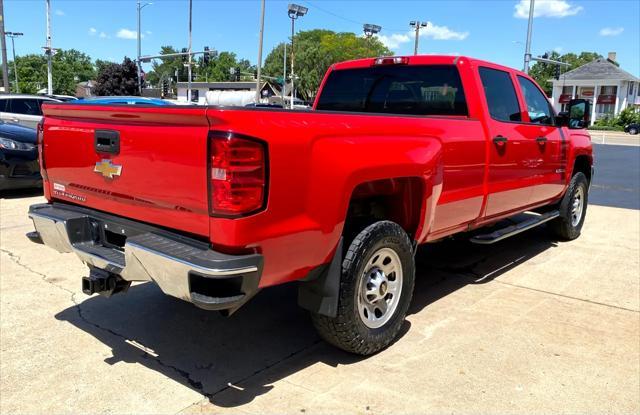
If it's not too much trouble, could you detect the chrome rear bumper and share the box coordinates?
[28,203,262,312]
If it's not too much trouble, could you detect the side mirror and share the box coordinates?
[567,99,590,129]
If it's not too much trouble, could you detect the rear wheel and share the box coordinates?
[311,221,415,355]
[628,127,638,135]
[549,172,588,240]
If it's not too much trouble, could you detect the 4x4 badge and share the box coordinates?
[94,159,122,179]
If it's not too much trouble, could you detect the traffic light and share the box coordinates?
[181,48,188,63]
[203,46,210,65]
[235,67,241,81]
[254,69,258,79]
[554,64,561,80]
[162,79,169,97]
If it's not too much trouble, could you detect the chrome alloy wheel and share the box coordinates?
[357,247,403,329]
[571,186,585,227]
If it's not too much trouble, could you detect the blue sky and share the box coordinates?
[4,0,639,75]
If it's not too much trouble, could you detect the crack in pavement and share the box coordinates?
[1,247,209,397]
[1,247,323,406]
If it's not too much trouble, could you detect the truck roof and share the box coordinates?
[331,55,527,77]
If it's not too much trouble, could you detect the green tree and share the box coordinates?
[529,51,603,96]
[8,49,95,95]
[94,57,139,96]
[263,29,391,99]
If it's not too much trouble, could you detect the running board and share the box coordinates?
[470,211,560,245]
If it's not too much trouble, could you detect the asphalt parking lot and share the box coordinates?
[1,142,638,414]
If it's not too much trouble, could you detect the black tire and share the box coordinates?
[629,127,638,135]
[549,172,589,240]
[311,221,415,355]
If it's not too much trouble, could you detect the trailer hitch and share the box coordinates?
[82,267,131,297]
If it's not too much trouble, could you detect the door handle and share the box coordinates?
[493,135,508,146]
[536,136,548,144]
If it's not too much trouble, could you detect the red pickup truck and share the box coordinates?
[28,55,593,355]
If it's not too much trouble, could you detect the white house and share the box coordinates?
[176,81,281,105]
[550,53,640,125]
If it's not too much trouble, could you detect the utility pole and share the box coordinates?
[255,0,265,103]
[0,0,10,92]
[523,0,535,73]
[45,0,52,94]
[287,4,307,109]
[6,32,22,93]
[187,0,192,102]
[282,43,286,104]
[410,21,427,55]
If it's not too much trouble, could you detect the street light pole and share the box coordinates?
[287,3,307,109]
[136,2,152,94]
[363,24,382,56]
[255,0,265,103]
[6,32,22,93]
[523,0,535,73]
[45,0,52,94]
[282,43,286,104]
[187,0,192,102]
[410,21,427,55]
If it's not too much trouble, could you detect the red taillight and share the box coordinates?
[209,132,267,217]
[36,121,48,180]
[373,56,409,66]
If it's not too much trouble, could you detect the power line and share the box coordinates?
[301,1,407,33]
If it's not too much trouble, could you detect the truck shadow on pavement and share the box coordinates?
[54,226,557,408]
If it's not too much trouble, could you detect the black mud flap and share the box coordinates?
[297,238,343,318]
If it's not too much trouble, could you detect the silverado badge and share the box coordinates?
[94,159,122,179]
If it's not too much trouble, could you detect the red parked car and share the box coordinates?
[28,55,593,354]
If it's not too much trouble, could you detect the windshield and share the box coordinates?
[316,64,468,116]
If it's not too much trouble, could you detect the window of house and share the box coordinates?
[478,67,521,122]
[629,82,635,96]
[600,86,617,95]
[316,65,468,116]
[562,85,573,95]
[517,76,554,125]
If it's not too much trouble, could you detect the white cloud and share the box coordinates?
[554,46,563,53]
[145,30,152,35]
[375,33,411,49]
[599,27,624,36]
[99,32,108,39]
[514,0,583,18]
[375,21,468,50]
[421,21,468,40]
[88,27,97,35]
[55,9,64,16]
[116,28,143,40]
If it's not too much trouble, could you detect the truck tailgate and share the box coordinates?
[41,104,211,237]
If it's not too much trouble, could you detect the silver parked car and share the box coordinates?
[0,94,61,129]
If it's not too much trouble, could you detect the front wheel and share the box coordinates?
[549,172,589,240]
[311,221,415,355]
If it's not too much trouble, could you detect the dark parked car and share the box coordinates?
[0,122,40,191]
[80,96,175,106]
[624,122,639,135]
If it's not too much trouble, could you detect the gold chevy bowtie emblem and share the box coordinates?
[94,159,122,179]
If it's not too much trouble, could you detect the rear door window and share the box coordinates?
[316,65,468,116]
[8,99,43,116]
[479,67,522,122]
[517,76,554,125]
[0,99,7,112]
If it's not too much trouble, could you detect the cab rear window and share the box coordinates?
[316,65,468,116]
